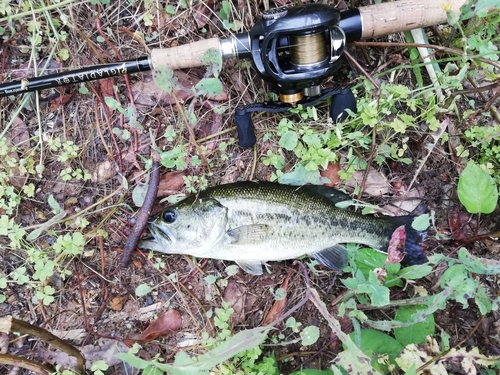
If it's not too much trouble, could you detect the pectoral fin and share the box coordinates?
[311,244,348,271]
[236,260,265,275]
[227,224,273,245]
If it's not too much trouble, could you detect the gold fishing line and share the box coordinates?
[290,31,327,65]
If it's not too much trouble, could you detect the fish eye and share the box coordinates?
[162,210,177,223]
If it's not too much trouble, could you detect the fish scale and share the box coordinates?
[139,181,428,275]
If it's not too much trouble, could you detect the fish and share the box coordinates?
[139,181,428,275]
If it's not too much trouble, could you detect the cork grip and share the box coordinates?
[150,38,221,70]
[360,0,466,39]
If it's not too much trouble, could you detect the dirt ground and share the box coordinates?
[1,0,500,374]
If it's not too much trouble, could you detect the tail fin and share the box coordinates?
[383,216,428,266]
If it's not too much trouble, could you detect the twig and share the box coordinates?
[0,354,52,375]
[407,117,449,193]
[120,150,161,267]
[88,84,123,171]
[343,50,380,90]
[0,316,85,374]
[353,41,500,71]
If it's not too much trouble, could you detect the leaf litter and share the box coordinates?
[1,0,500,374]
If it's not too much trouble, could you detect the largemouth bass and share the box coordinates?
[139,182,428,275]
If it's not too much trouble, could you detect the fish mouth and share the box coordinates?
[139,222,176,252]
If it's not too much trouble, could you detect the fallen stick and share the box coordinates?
[120,150,161,267]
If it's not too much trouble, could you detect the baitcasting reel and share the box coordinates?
[220,4,357,147]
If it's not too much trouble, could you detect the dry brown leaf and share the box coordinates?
[157,171,186,197]
[383,187,424,215]
[448,206,472,240]
[320,162,341,187]
[49,93,73,111]
[223,280,246,326]
[344,169,390,197]
[132,71,228,107]
[129,309,182,345]
[261,271,292,326]
[91,159,116,183]
[109,296,124,311]
[193,0,214,29]
[6,116,31,188]
[131,73,195,107]
[99,77,115,99]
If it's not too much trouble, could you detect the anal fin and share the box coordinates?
[311,244,348,271]
[236,260,265,275]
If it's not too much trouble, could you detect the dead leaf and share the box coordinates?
[132,71,227,108]
[448,206,472,240]
[261,271,292,326]
[10,58,60,79]
[49,93,73,111]
[0,332,9,354]
[193,0,214,29]
[383,187,424,215]
[223,280,246,326]
[131,72,195,107]
[48,329,86,345]
[127,309,182,345]
[157,171,186,197]
[320,162,341,187]
[344,169,390,197]
[99,77,115,99]
[109,296,124,311]
[6,116,31,188]
[91,159,116,183]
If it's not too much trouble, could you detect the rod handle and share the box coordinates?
[360,0,466,39]
[150,38,221,70]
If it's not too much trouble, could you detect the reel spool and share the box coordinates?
[245,4,346,103]
[225,4,355,147]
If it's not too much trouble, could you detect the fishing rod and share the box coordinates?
[0,0,466,146]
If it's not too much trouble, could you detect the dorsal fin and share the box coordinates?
[300,185,352,205]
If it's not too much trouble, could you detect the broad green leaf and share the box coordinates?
[278,165,327,186]
[300,325,320,346]
[457,161,498,214]
[135,284,152,297]
[458,247,500,275]
[153,66,176,93]
[411,214,430,231]
[348,329,403,374]
[353,248,401,287]
[358,272,390,306]
[395,264,433,280]
[440,264,478,308]
[394,305,435,346]
[279,130,298,151]
[195,78,223,97]
[104,97,127,116]
[200,49,222,78]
